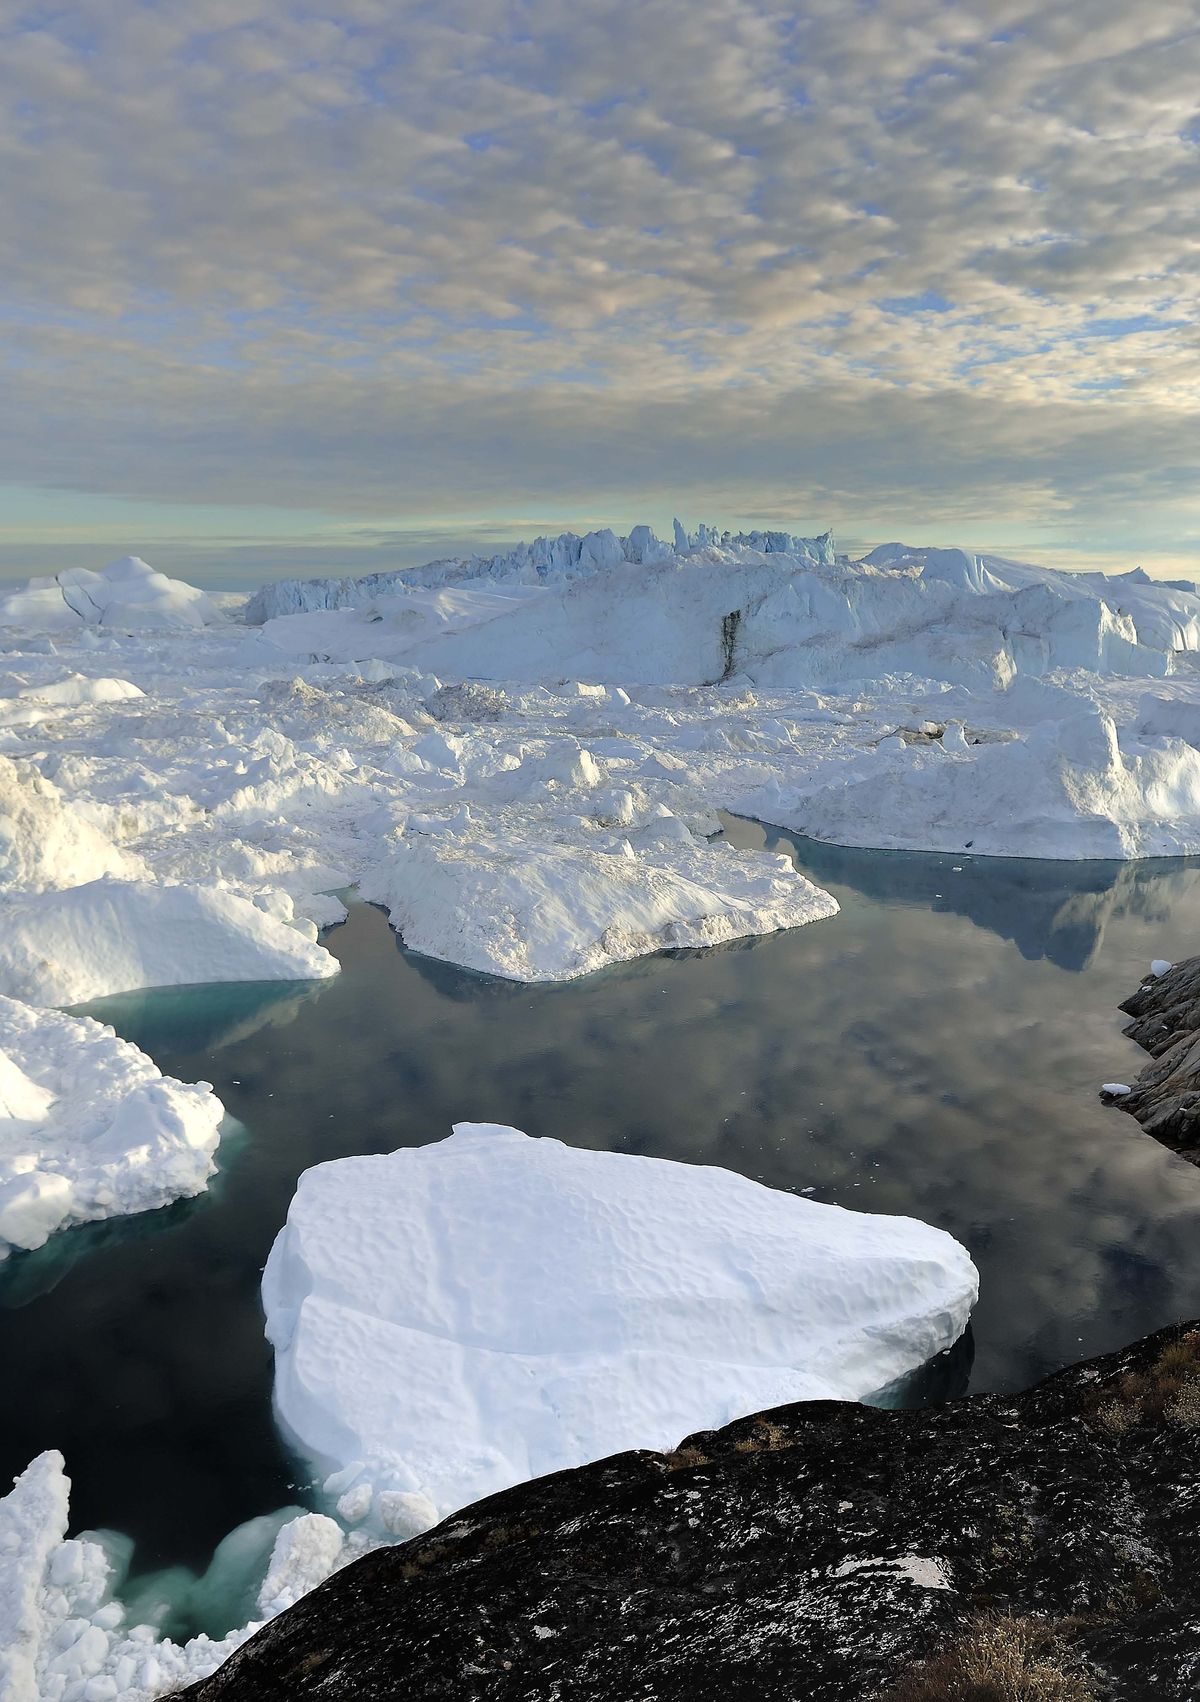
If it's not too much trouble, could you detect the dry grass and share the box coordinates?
[1091,1329,1200,1433]
[881,1615,1096,1701]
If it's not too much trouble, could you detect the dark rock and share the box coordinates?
[185,1320,1200,1702]
[1109,956,1200,1155]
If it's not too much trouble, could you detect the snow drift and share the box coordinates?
[262,1123,978,1532]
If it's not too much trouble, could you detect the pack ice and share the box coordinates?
[261,1123,979,1532]
[3,523,1200,1254]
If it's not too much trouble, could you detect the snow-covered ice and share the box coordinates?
[0,996,224,1258]
[0,756,142,891]
[0,557,221,634]
[4,525,1200,1002]
[360,820,837,981]
[0,879,338,1006]
[261,1122,979,1531]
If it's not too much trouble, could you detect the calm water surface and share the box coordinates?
[3,826,1199,1578]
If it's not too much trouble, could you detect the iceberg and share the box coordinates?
[359,823,838,981]
[0,879,339,1006]
[0,557,222,634]
[262,1123,978,1530]
[0,756,143,892]
[0,995,224,1258]
[739,706,1200,860]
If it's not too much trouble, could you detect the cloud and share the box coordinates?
[1,0,1198,559]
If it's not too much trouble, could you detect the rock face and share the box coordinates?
[1111,957,1200,1156]
[184,1322,1200,1702]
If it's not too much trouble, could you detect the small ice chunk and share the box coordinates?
[335,1482,373,1525]
[1150,959,1173,977]
[1101,1083,1132,1097]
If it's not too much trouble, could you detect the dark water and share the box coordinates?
[3,828,1199,1580]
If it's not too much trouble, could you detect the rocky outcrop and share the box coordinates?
[185,1322,1200,1702]
[1109,957,1200,1156]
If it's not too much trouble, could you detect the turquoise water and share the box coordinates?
[3,828,1199,1580]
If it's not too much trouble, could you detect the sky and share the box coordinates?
[1,0,1198,587]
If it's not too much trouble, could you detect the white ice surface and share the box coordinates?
[736,705,1200,859]
[0,995,224,1258]
[0,558,222,634]
[0,879,339,1006]
[262,1122,979,1531]
[360,819,837,981]
[0,1453,356,1701]
[0,757,142,892]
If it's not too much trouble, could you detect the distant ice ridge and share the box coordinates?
[262,1123,978,1533]
[0,1452,356,1700]
[244,529,1199,689]
[0,996,224,1258]
[243,521,837,621]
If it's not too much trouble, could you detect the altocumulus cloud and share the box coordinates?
[1,0,1198,559]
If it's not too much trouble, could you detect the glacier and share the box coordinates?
[261,1123,979,1533]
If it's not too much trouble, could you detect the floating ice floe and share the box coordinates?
[262,1123,978,1531]
[0,995,224,1258]
[0,879,339,1005]
[0,1451,353,1700]
[360,824,838,980]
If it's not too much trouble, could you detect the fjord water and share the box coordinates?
[3,829,1199,1578]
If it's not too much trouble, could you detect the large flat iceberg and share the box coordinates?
[262,1123,978,1531]
[0,995,224,1258]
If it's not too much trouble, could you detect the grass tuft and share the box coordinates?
[881,1615,1096,1701]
